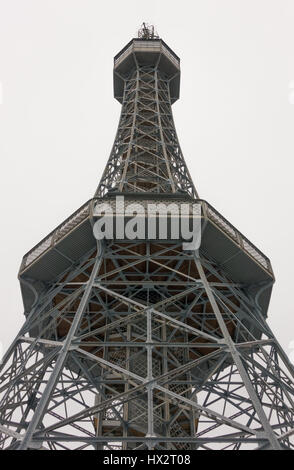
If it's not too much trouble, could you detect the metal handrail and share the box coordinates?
[114,41,180,69]
[203,200,272,273]
[21,200,92,270]
[20,197,273,277]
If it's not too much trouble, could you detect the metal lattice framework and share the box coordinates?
[96,65,197,197]
[0,31,293,450]
[0,242,293,450]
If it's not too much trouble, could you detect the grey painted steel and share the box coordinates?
[18,242,104,450]
[1,238,293,450]
[0,34,293,451]
[194,256,281,450]
[96,61,196,197]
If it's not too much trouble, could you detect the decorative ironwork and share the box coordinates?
[20,199,273,276]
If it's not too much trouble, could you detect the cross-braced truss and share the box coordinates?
[0,241,293,450]
[1,35,293,452]
[95,66,197,197]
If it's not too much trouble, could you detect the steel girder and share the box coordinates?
[0,240,293,450]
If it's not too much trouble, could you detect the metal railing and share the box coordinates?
[114,44,133,67]
[161,44,180,68]
[114,41,180,69]
[203,201,272,273]
[20,200,92,271]
[20,198,273,277]
[206,206,238,240]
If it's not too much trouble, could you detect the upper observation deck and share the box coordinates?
[113,39,181,104]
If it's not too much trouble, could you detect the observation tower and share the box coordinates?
[0,24,293,450]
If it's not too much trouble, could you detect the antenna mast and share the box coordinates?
[138,22,159,39]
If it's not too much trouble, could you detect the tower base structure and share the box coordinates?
[0,233,293,450]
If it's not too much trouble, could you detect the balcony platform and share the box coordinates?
[19,195,274,317]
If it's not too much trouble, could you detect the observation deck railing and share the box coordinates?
[19,198,273,277]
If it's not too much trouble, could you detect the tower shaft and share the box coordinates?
[96,64,196,197]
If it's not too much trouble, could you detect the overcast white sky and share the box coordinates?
[0,0,293,361]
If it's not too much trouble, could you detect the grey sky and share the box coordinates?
[0,0,293,360]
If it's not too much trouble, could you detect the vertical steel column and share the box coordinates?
[18,242,104,450]
[146,309,155,449]
[194,254,281,450]
[118,70,139,192]
[155,69,176,193]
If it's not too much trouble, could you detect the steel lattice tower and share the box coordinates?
[0,26,294,450]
